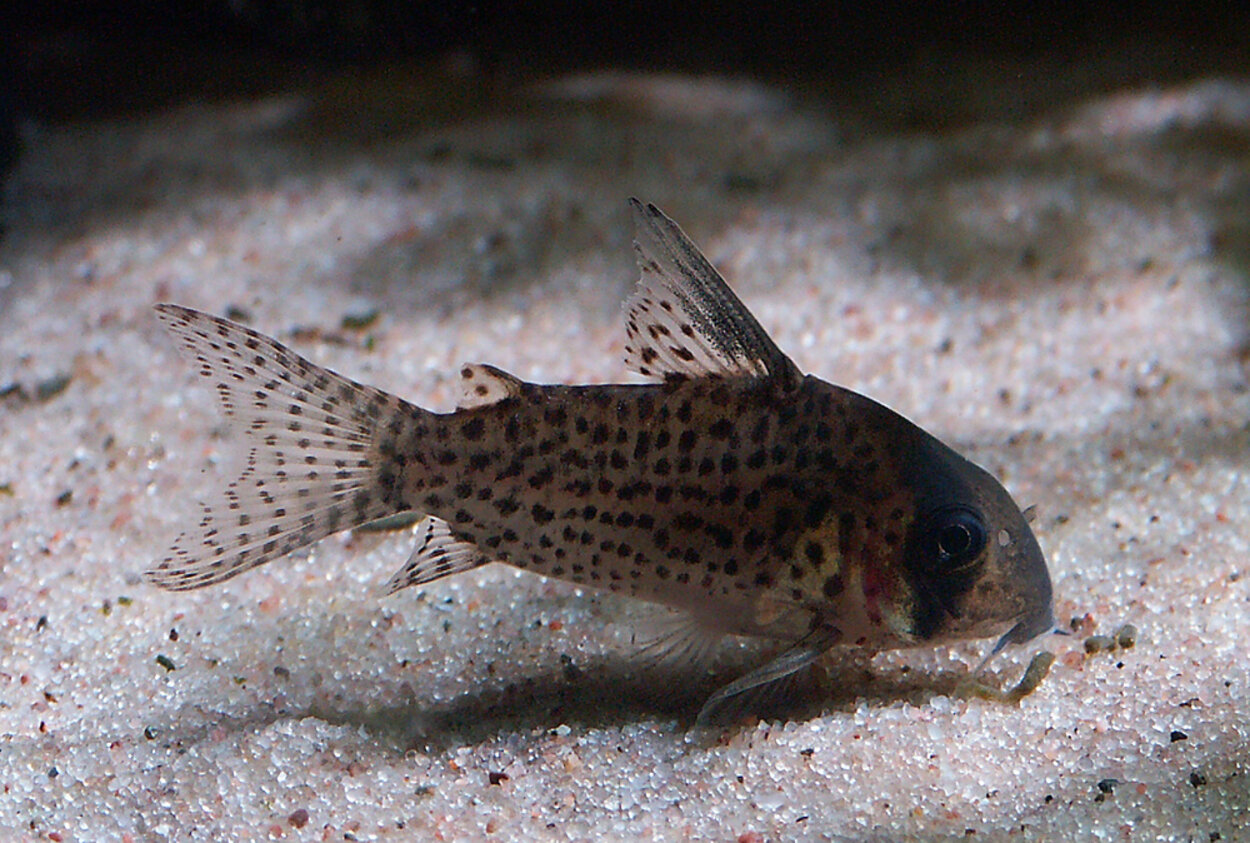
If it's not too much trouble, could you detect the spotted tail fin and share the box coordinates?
[147,304,423,591]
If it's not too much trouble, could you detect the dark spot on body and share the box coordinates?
[528,466,554,489]
[673,513,703,531]
[773,507,795,538]
[496,458,524,481]
[823,575,844,597]
[709,419,734,440]
[461,418,485,441]
[634,432,651,460]
[706,523,734,549]
[805,493,834,528]
[678,485,707,503]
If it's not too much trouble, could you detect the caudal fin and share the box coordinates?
[148,304,420,591]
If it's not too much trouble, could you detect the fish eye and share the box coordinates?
[929,506,987,572]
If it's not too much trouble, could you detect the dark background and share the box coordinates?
[4,1,1248,178]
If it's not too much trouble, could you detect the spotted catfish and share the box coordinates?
[149,199,1055,721]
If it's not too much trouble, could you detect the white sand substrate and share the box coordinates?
[1,57,1248,840]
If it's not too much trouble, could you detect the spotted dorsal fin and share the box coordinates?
[384,516,489,594]
[623,199,801,387]
[456,363,523,409]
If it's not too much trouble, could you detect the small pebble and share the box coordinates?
[36,373,72,401]
[341,309,380,330]
[1084,635,1115,654]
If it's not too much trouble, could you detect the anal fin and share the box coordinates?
[384,516,489,594]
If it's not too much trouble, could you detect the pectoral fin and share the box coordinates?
[696,626,839,726]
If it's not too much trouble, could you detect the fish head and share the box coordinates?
[898,432,1055,651]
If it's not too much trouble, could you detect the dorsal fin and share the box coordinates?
[384,516,489,594]
[456,363,523,409]
[623,199,801,387]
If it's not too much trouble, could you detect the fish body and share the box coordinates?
[150,200,1054,720]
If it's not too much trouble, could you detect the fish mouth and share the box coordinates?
[985,603,1059,660]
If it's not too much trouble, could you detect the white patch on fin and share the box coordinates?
[384,516,488,594]
[147,304,417,591]
[456,363,523,409]
[623,198,801,386]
